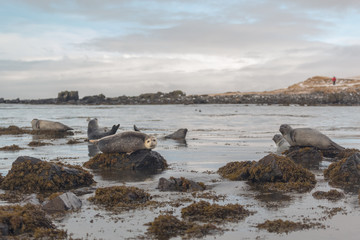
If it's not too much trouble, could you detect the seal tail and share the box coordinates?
[331,141,345,151]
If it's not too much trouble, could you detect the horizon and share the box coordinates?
[1,1,360,99]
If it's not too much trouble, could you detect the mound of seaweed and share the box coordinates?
[83,149,168,171]
[0,125,31,135]
[88,186,151,210]
[0,204,67,238]
[0,156,94,193]
[181,200,251,223]
[0,145,24,151]
[256,219,323,233]
[312,189,345,201]
[324,152,360,187]
[218,154,316,192]
[146,214,220,240]
[157,177,206,192]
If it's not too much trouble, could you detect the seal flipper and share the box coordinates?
[111,124,120,134]
[89,139,99,144]
[133,125,140,132]
[330,141,345,151]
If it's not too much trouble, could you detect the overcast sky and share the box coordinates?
[1,0,360,99]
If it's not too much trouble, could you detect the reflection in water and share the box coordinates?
[254,190,293,209]
[88,144,100,157]
[92,168,162,182]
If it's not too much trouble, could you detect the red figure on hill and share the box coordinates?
[332,76,336,85]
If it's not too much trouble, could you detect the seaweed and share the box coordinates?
[0,156,94,193]
[312,189,345,201]
[158,177,206,192]
[28,141,53,147]
[83,153,128,169]
[256,219,323,233]
[0,145,24,151]
[88,185,151,210]
[0,204,67,238]
[66,139,83,144]
[217,161,254,180]
[0,126,31,135]
[181,200,251,223]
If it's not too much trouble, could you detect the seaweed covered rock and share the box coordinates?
[0,144,24,151]
[83,149,168,171]
[286,147,323,170]
[157,177,206,192]
[218,154,316,192]
[217,161,254,181]
[0,156,94,193]
[181,200,251,223]
[0,125,31,135]
[42,192,82,213]
[324,152,360,187]
[312,189,345,201]
[0,204,67,238]
[88,185,151,210]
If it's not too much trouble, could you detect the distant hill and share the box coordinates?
[211,76,360,96]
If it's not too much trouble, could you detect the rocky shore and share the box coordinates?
[1,76,360,105]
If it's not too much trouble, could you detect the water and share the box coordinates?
[0,104,360,239]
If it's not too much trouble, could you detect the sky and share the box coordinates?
[1,0,360,99]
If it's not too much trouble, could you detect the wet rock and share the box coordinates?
[0,156,94,193]
[157,177,205,192]
[312,189,345,201]
[324,152,360,187]
[286,147,323,170]
[83,149,168,171]
[218,154,316,192]
[42,192,82,213]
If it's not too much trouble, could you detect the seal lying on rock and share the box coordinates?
[31,119,73,132]
[87,118,120,140]
[90,131,157,154]
[279,124,344,150]
[272,134,290,154]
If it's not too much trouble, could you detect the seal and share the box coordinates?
[272,134,290,154]
[31,119,73,132]
[87,118,120,140]
[89,131,157,154]
[279,124,344,150]
[164,128,188,140]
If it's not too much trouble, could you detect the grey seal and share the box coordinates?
[164,128,188,140]
[89,131,157,154]
[31,119,73,132]
[279,124,344,150]
[87,118,120,140]
[272,134,290,154]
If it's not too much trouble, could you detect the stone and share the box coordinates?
[157,177,205,192]
[43,192,82,213]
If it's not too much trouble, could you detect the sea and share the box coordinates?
[0,104,359,240]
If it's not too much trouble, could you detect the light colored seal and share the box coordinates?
[279,124,344,150]
[89,131,157,154]
[272,134,290,154]
[31,119,73,132]
[87,118,120,140]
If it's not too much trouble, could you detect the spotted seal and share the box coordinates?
[279,124,344,150]
[31,119,73,132]
[87,118,120,140]
[89,131,157,154]
[272,134,290,154]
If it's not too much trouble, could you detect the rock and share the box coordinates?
[0,156,94,193]
[43,192,82,213]
[83,149,168,171]
[57,91,79,102]
[324,152,360,187]
[157,177,205,192]
[286,147,323,170]
[0,222,9,236]
[218,154,316,192]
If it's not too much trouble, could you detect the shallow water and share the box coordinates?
[0,104,360,239]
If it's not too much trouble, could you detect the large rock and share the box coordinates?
[42,192,82,213]
[324,152,360,187]
[286,147,323,170]
[218,154,316,192]
[83,149,168,171]
[57,90,79,102]
[0,156,94,193]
